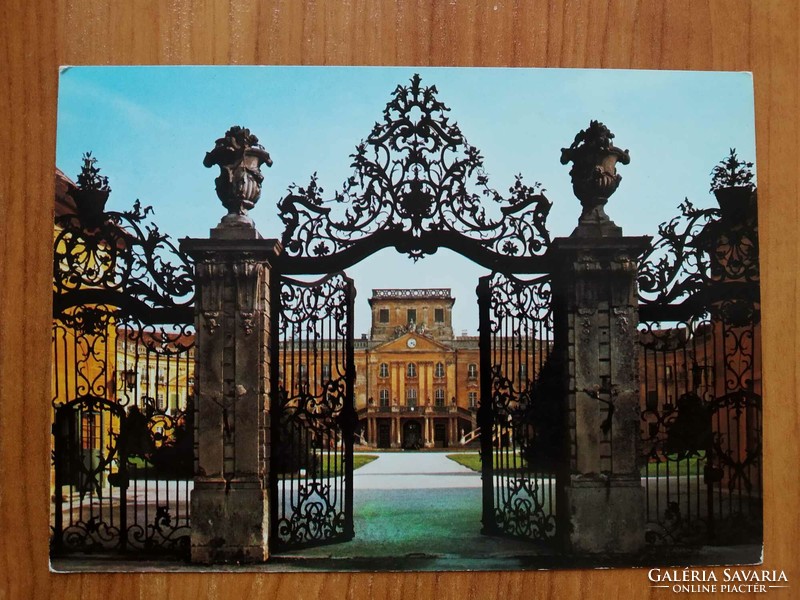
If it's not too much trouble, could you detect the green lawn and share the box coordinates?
[353,454,379,470]
[449,452,707,479]
[446,452,528,473]
[279,453,378,478]
[641,454,707,477]
[312,452,379,477]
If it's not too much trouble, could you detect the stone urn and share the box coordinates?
[203,126,273,227]
[561,120,630,233]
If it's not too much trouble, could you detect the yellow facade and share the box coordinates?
[354,289,479,448]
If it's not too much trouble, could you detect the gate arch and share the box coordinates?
[271,74,561,551]
[275,74,553,275]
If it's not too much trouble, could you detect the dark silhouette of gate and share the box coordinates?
[270,74,559,551]
[51,158,195,557]
[270,272,357,550]
[637,181,762,545]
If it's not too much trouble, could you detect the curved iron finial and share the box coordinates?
[561,120,630,232]
[204,126,273,227]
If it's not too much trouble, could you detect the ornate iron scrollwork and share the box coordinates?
[54,199,195,324]
[638,182,761,547]
[272,272,355,550]
[278,74,552,272]
[479,272,557,542]
[637,199,719,308]
[637,194,759,315]
[52,162,195,558]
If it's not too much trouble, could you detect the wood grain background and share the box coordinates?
[1,1,797,598]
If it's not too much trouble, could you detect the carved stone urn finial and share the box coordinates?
[561,121,630,235]
[203,126,273,227]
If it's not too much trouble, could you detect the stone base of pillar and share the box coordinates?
[424,441,434,448]
[390,442,399,449]
[561,475,645,555]
[190,482,269,564]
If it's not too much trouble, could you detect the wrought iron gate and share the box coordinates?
[271,75,560,547]
[52,164,195,557]
[270,272,357,551]
[637,192,762,545]
[477,272,559,542]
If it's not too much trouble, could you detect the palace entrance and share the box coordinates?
[266,74,559,553]
[402,421,423,449]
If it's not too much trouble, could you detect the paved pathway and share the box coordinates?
[353,451,482,489]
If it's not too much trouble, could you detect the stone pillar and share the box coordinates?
[181,126,279,564]
[552,121,649,554]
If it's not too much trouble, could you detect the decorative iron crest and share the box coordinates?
[637,194,759,317]
[278,74,552,270]
[54,198,195,326]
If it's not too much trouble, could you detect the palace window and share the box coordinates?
[379,362,389,378]
[467,363,478,379]
[468,391,478,408]
[434,308,444,323]
[321,364,331,382]
[297,364,308,384]
[434,362,445,378]
[379,389,390,407]
[407,309,417,324]
[518,363,528,381]
[379,308,389,323]
[434,388,445,406]
[407,363,417,378]
[406,387,418,407]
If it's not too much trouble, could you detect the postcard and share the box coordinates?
[51,66,760,573]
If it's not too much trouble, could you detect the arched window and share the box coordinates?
[379,389,390,406]
[434,388,445,406]
[406,387,418,407]
[407,363,417,378]
[379,363,389,378]
[434,362,445,378]
[467,363,478,379]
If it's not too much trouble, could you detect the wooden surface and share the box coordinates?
[1,1,798,598]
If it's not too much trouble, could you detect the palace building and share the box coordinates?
[354,288,479,449]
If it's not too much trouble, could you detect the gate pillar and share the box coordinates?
[551,121,649,554]
[180,126,280,563]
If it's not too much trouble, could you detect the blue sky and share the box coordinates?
[56,66,756,335]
